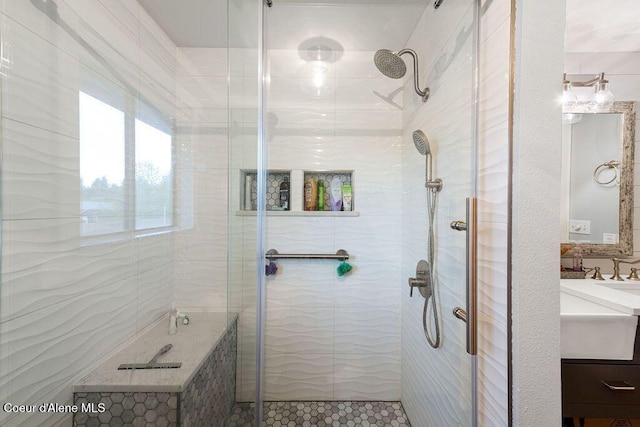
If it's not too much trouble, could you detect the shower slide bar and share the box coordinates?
[265,249,349,260]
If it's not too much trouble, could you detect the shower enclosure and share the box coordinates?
[0,0,512,425]
[237,0,482,426]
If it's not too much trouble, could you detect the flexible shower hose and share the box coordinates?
[423,187,440,348]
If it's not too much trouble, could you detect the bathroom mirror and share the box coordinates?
[560,101,636,256]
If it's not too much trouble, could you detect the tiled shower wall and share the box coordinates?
[233,39,405,399]
[174,47,230,310]
[0,1,177,425]
[400,1,510,426]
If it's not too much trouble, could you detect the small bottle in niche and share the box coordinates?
[317,180,325,211]
[572,247,583,272]
[304,178,317,211]
[245,175,253,210]
[279,176,290,210]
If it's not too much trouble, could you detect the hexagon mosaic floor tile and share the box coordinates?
[227,401,412,427]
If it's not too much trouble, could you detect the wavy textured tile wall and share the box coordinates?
[401,1,510,426]
[232,39,404,400]
[0,1,178,425]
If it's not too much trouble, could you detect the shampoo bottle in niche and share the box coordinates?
[317,180,325,211]
[329,177,342,211]
[304,178,317,211]
[342,185,352,211]
[244,175,253,210]
[279,176,290,210]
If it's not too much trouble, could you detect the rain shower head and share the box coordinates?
[374,49,407,79]
[412,130,442,192]
[373,48,430,102]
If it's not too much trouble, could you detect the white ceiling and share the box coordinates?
[565,0,640,52]
[266,3,425,51]
[138,0,426,51]
[138,0,226,48]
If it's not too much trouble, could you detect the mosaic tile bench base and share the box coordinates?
[73,317,237,427]
[227,401,412,427]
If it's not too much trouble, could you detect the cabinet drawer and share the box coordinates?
[563,364,640,405]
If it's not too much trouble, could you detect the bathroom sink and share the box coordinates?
[561,292,638,360]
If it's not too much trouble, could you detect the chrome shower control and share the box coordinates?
[408,278,426,297]
[408,260,431,298]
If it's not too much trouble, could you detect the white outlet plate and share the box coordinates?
[570,219,591,235]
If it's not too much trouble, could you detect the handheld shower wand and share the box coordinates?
[412,130,442,192]
[408,130,443,349]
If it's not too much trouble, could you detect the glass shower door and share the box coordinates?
[227,0,266,424]
[254,0,479,426]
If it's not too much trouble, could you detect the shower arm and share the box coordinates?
[397,49,430,102]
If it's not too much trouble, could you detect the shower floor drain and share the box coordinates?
[226,401,411,427]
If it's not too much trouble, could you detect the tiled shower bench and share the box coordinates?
[73,312,237,427]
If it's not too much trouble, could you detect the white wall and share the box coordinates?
[400,1,511,426]
[512,0,564,425]
[0,1,177,425]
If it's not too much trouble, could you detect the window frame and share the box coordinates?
[79,85,176,242]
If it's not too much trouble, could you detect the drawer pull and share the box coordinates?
[601,380,636,392]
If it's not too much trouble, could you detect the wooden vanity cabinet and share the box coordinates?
[562,325,640,419]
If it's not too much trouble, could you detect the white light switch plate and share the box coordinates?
[570,219,591,235]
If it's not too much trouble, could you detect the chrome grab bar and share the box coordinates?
[265,249,349,260]
[450,198,478,356]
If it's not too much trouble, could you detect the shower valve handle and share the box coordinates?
[408,277,427,297]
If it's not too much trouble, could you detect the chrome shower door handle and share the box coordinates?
[452,198,478,356]
[466,197,478,356]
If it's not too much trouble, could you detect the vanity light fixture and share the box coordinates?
[563,72,615,113]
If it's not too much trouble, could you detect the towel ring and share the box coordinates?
[593,160,620,185]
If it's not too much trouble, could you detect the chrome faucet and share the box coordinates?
[590,266,604,280]
[610,258,640,281]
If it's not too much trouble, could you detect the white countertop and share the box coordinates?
[561,278,640,315]
[74,312,236,393]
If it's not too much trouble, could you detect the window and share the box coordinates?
[79,91,174,237]
[135,119,173,229]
